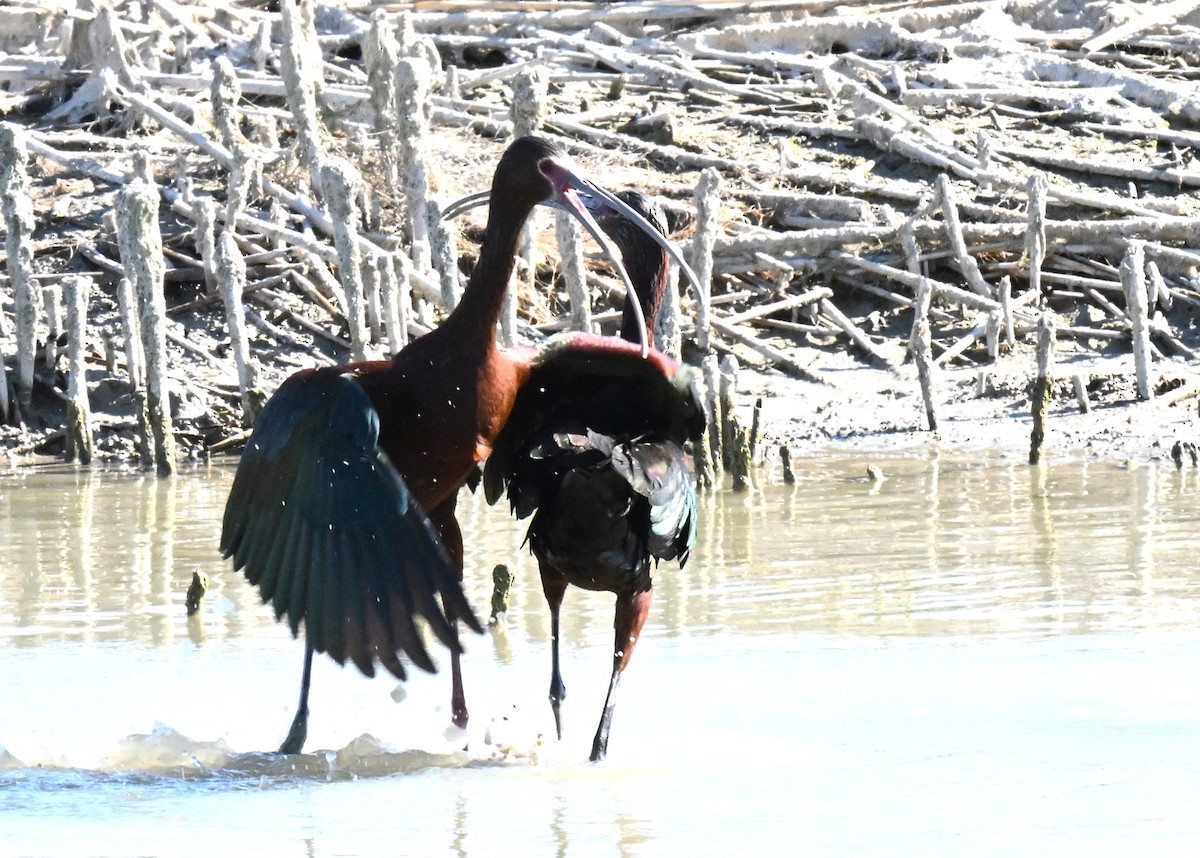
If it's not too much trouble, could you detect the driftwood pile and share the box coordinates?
[1,0,1200,472]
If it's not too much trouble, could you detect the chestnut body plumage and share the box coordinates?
[221,140,678,754]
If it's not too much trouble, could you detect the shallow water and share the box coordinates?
[2,453,1200,856]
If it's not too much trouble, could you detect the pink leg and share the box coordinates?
[591,588,652,762]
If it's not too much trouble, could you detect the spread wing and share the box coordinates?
[220,369,480,680]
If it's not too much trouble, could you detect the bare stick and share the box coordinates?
[749,396,762,462]
[42,284,62,374]
[1027,53,1200,125]
[1073,374,1091,414]
[366,255,396,355]
[719,354,740,470]
[392,252,416,344]
[936,174,990,298]
[910,273,937,431]
[117,276,145,392]
[998,274,1015,346]
[508,67,548,348]
[985,309,1001,362]
[710,316,827,384]
[834,250,1004,314]
[279,0,323,180]
[211,56,242,152]
[1083,0,1200,54]
[427,199,462,311]
[225,143,257,227]
[1145,259,1172,314]
[63,275,93,464]
[364,250,384,346]
[396,55,435,274]
[934,318,988,367]
[691,167,721,354]
[1029,312,1056,466]
[195,195,219,296]
[1121,241,1154,400]
[365,11,401,198]
[556,209,591,333]
[1,123,37,407]
[217,231,261,425]
[0,344,7,423]
[702,354,723,476]
[818,297,894,369]
[780,445,795,484]
[117,163,175,476]
[1025,172,1048,307]
[320,158,369,361]
[996,141,1200,190]
[657,262,683,360]
[721,288,831,326]
[382,252,408,353]
[729,421,752,493]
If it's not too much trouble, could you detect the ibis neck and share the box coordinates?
[618,248,669,346]
[443,202,535,344]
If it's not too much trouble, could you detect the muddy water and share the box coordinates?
[2,454,1199,856]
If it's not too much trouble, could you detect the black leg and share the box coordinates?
[444,594,469,730]
[278,639,314,754]
[541,569,569,740]
[431,500,469,731]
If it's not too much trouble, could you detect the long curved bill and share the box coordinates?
[443,183,649,357]
[573,182,703,299]
[546,182,650,358]
[440,190,490,222]
[443,157,703,361]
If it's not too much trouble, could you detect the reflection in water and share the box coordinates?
[2,456,1200,647]
[1,456,1200,856]
[551,792,568,858]
[613,785,654,858]
[452,793,468,858]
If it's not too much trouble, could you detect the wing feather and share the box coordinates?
[220,369,479,680]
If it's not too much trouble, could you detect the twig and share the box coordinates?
[117,159,175,476]
[1029,312,1057,466]
[1081,0,1200,54]
[1121,241,1155,400]
[1,123,37,407]
[691,167,721,354]
[63,275,94,464]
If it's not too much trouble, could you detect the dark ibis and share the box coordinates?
[483,191,704,761]
[220,137,688,754]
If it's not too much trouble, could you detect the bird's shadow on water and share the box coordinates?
[0,724,522,791]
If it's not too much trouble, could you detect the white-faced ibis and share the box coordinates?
[220,137,684,754]
[483,191,704,761]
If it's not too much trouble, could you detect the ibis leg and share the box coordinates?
[443,594,469,729]
[279,639,314,755]
[590,588,652,762]
[541,569,569,740]
[432,501,469,730]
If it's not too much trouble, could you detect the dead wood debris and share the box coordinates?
[1,0,1199,464]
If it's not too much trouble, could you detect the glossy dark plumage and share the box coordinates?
[221,369,469,680]
[219,138,686,755]
[484,192,703,761]
[485,335,702,592]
